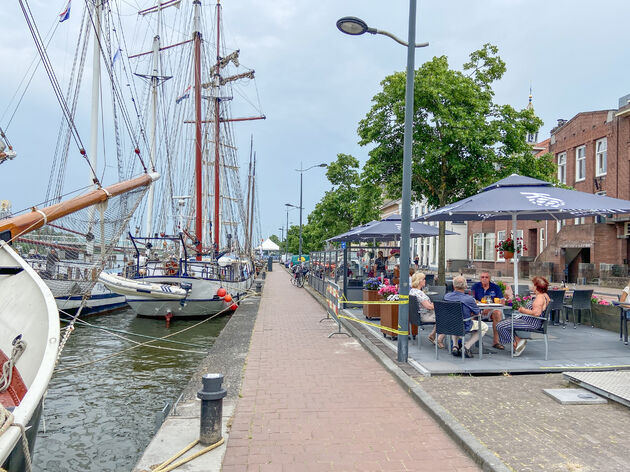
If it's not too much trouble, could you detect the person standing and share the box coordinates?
[413,254,419,269]
[470,271,504,350]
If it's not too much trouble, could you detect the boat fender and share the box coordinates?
[230,303,238,311]
[217,287,227,298]
[224,294,232,303]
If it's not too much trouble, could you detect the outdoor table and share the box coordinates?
[476,303,512,358]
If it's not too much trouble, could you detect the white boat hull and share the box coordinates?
[0,241,60,470]
[126,275,249,318]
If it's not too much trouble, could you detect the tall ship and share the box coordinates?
[101,0,265,318]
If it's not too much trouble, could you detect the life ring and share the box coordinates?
[165,260,178,276]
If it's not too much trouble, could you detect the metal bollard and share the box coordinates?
[197,373,227,445]
[255,281,262,293]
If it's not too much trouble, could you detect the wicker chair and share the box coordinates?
[563,289,593,328]
[512,303,552,360]
[409,294,435,350]
[433,300,475,360]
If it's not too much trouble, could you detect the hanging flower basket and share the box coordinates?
[495,236,526,260]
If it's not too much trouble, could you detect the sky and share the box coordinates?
[2,0,630,245]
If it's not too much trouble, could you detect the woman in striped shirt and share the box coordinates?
[496,276,550,357]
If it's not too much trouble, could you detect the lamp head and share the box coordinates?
[336,16,371,36]
[318,163,328,167]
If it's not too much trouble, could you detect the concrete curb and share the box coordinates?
[304,282,512,472]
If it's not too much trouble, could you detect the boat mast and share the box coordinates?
[244,136,253,254]
[86,0,103,260]
[248,152,256,256]
[213,0,222,255]
[145,4,162,237]
[193,0,203,260]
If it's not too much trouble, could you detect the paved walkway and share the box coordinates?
[221,269,480,472]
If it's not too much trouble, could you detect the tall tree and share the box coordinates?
[358,44,556,282]
[296,153,381,252]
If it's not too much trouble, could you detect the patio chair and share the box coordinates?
[512,303,552,360]
[511,285,531,297]
[548,289,566,326]
[426,285,446,301]
[613,295,630,345]
[445,280,454,293]
[433,300,475,361]
[563,289,593,328]
[409,294,435,350]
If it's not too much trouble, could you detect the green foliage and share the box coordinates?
[295,153,382,253]
[358,44,557,281]
[269,234,281,246]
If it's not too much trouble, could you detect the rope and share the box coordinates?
[145,437,225,472]
[0,336,27,393]
[0,404,33,472]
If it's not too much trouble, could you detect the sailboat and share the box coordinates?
[103,0,264,318]
[0,240,59,471]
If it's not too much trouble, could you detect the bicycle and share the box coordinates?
[291,266,306,288]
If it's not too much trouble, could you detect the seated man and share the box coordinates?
[444,275,488,358]
[471,271,504,350]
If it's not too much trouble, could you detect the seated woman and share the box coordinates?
[496,276,551,357]
[409,272,445,349]
[620,280,630,302]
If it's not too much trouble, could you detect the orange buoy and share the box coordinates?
[224,294,232,303]
[217,287,227,298]
[230,303,238,311]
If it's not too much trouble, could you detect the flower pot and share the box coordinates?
[503,251,514,260]
[380,304,419,339]
[363,289,380,319]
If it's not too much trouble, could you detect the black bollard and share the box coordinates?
[197,373,227,445]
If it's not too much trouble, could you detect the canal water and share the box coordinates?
[32,307,229,471]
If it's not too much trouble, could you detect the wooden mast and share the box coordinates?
[244,136,253,254]
[248,153,256,256]
[0,173,160,242]
[213,0,222,255]
[193,0,203,260]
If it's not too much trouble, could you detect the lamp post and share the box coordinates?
[337,3,428,362]
[284,203,298,263]
[295,163,327,262]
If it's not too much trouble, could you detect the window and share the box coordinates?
[473,232,496,261]
[575,146,586,181]
[574,217,586,225]
[557,152,567,184]
[496,230,523,261]
[539,228,545,255]
[596,138,607,176]
[556,219,566,233]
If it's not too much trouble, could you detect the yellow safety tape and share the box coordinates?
[338,294,409,305]
[336,313,409,336]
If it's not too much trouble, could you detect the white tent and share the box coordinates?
[255,238,280,251]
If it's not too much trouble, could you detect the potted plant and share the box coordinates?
[378,282,399,339]
[495,236,527,260]
[362,277,381,319]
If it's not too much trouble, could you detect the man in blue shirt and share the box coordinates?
[444,276,488,358]
[470,271,504,350]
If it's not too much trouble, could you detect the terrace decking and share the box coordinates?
[342,307,630,376]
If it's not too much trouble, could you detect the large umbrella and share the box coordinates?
[418,174,630,293]
[328,214,456,242]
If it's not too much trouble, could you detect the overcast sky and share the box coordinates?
[2,0,630,244]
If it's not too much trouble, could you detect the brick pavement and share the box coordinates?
[221,269,480,472]
[419,373,630,472]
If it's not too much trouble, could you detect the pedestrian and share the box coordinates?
[413,254,419,268]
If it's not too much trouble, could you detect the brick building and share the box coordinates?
[467,94,630,284]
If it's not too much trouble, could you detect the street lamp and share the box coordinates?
[295,163,327,262]
[337,4,428,362]
[284,203,298,263]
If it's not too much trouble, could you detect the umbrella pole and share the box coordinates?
[513,213,518,296]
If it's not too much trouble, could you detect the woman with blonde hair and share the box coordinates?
[410,272,445,348]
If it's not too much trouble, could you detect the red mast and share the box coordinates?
[213,1,222,254]
[193,0,203,260]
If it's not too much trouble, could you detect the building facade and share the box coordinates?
[467,94,630,283]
